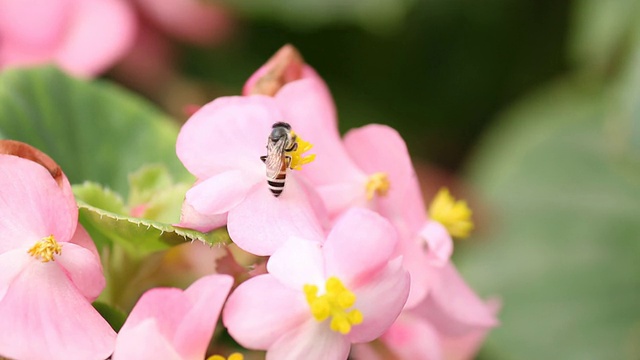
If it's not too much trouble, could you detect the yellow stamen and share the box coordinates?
[429,188,474,239]
[304,277,363,335]
[365,172,390,200]
[27,235,62,262]
[206,353,244,360]
[289,131,316,170]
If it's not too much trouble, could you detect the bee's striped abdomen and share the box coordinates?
[267,166,287,197]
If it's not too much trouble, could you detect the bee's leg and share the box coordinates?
[285,155,292,168]
[260,155,267,163]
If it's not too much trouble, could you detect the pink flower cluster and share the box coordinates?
[0,46,497,359]
[177,45,499,359]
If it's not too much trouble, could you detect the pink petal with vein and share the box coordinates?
[0,155,76,253]
[185,170,258,215]
[323,208,397,284]
[112,319,181,360]
[276,77,363,189]
[223,275,308,349]
[0,256,116,360]
[177,96,280,179]
[267,237,325,289]
[57,231,105,301]
[267,319,350,360]
[381,315,443,360]
[227,177,324,256]
[114,274,233,360]
[420,220,454,266]
[412,263,499,336]
[348,257,410,343]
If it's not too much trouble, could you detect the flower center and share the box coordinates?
[429,187,474,239]
[207,353,244,360]
[27,235,62,262]
[303,276,363,334]
[288,131,316,170]
[365,172,390,200]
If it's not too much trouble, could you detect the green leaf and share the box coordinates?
[74,182,230,257]
[460,77,640,359]
[569,0,640,72]
[127,165,191,224]
[0,66,191,196]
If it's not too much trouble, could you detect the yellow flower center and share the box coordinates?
[429,187,474,239]
[27,235,62,262]
[207,353,244,360]
[303,277,363,334]
[365,172,390,200]
[289,131,316,170]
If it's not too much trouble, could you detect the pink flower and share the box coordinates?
[0,0,136,77]
[222,208,410,360]
[113,274,233,360]
[0,152,115,360]
[243,48,453,263]
[176,95,327,256]
[353,264,499,360]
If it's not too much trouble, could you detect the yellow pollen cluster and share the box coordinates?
[206,353,244,360]
[365,172,390,200]
[303,277,363,334]
[429,188,474,239]
[289,131,316,170]
[27,235,62,262]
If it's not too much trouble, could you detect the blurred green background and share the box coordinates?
[113,0,640,359]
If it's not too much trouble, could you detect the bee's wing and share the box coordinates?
[265,139,286,179]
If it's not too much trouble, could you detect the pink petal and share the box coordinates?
[380,314,443,360]
[0,256,116,360]
[0,155,77,253]
[243,47,306,96]
[350,343,384,360]
[177,96,281,179]
[185,170,259,215]
[0,0,71,63]
[412,263,499,336]
[348,258,410,344]
[135,0,234,45]
[267,319,351,360]
[397,234,437,309]
[420,220,454,266]
[227,177,325,256]
[316,182,367,218]
[223,275,308,350]
[0,249,30,302]
[389,174,430,239]
[267,237,325,289]
[172,274,233,359]
[112,319,182,360]
[115,274,232,360]
[342,124,420,222]
[323,208,397,284]
[275,77,364,189]
[441,298,501,360]
[54,0,136,76]
[56,231,105,302]
[178,201,227,233]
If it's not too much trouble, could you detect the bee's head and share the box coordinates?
[270,122,292,142]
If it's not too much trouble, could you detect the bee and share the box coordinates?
[260,122,298,197]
